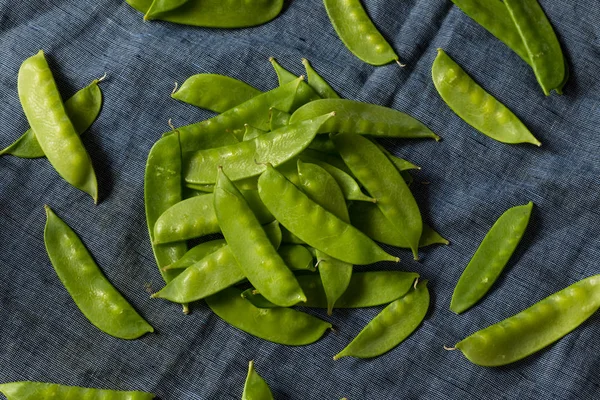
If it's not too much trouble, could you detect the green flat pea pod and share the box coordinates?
[161,239,226,270]
[242,361,273,400]
[144,0,188,20]
[279,245,315,271]
[18,50,98,202]
[126,0,284,28]
[1,80,102,159]
[174,77,302,151]
[215,169,306,307]
[184,113,333,184]
[300,148,351,173]
[207,287,331,345]
[269,57,321,111]
[349,202,448,249]
[374,143,420,171]
[334,280,429,359]
[432,49,541,146]
[504,0,566,95]
[172,74,261,113]
[290,99,439,140]
[153,221,282,303]
[269,108,290,131]
[153,190,273,244]
[0,381,155,400]
[301,58,340,99]
[243,125,267,141]
[258,165,399,265]
[323,0,401,66]
[450,0,531,66]
[453,274,600,366]
[451,202,533,314]
[44,206,153,339]
[333,133,423,260]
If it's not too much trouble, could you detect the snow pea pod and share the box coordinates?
[127,0,284,28]
[243,125,268,141]
[215,169,306,307]
[451,202,533,314]
[18,50,98,202]
[44,206,153,339]
[504,0,566,95]
[206,287,331,346]
[307,136,337,154]
[171,74,261,113]
[432,49,541,146]
[454,274,600,366]
[1,79,102,159]
[153,190,273,244]
[258,165,399,265]
[269,57,321,111]
[301,58,340,99]
[334,280,429,359]
[290,99,439,140]
[349,202,448,249]
[374,143,420,171]
[161,239,226,270]
[323,0,401,66]
[0,381,155,400]
[278,245,315,272]
[333,133,422,260]
[242,361,273,400]
[174,77,302,151]
[269,108,290,131]
[184,113,333,184]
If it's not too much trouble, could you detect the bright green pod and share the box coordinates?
[44,206,153,339]
[323,0,401,66]
[258,165,399,265]
[215,169,306,307]
[278,245,315,272]
[290,99,439,140]
[432,49,541,146]
[1,80,103,159]
[269,57,321,111]
[374,143,420,171]
[333,133,423,260]
[171,74,261,113]
[144,0,188,20]
[454,275,600,366]
[504,0,567,95]
[0,382,154,400]
[301,58,340,99]
[300,148,351,173]
[450,202,533,314]
[269,108,291,131]
[153,190,273,244]
[242,361,274,400]
[349,202,448,249]
[206,287,331,346]
[161,239,226,270]
[243,125,268,141]
[184,113,333,184]
[18,50,98,202]
[334,280,429,359]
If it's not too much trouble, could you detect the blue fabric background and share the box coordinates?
[0,0,599,398]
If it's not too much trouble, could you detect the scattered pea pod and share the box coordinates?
[269,57,321,111]
[242,361,273,400]
[18,50,98,202]
[44,206,154,339]
[451,202,533,314]
[432,49,541,146]
[0,381,155,400]
[301,58,340,99]
[452,274,600,366]
[205,287,331,346]
[278,244,316,272]
[161,239,226,270]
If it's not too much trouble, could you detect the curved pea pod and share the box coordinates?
[269,108,290,131]
[451,202,533,314]
[175,77,302,151]
[171,74,261,113]
[0,381,155,400]
[269,57,321,111]
[323,0,400,66]
[18,50,98,202]
[184,113,333,184]
[44,206,153,339]
[301,58,340,99]
[349,202,448,249]
[334,280,429,359]
[153,190,273,244]
[374,143,420,171]
[127,0,284,28]
[504,0,567,95]
[432,49,541,146]
[242,361,273,400]
[144,0,188,20]
[290,99,439,140]
[300,148,351,173]
[454,274,600,366]
[1,80,103,159]
[215,169,306,307]
[333,133,423,260]
[279,245,315,272]
[258,165,399,265]
[161,239,226,270]
[206,287,331,346]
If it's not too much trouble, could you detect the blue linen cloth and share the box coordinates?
[0,0,599,398]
